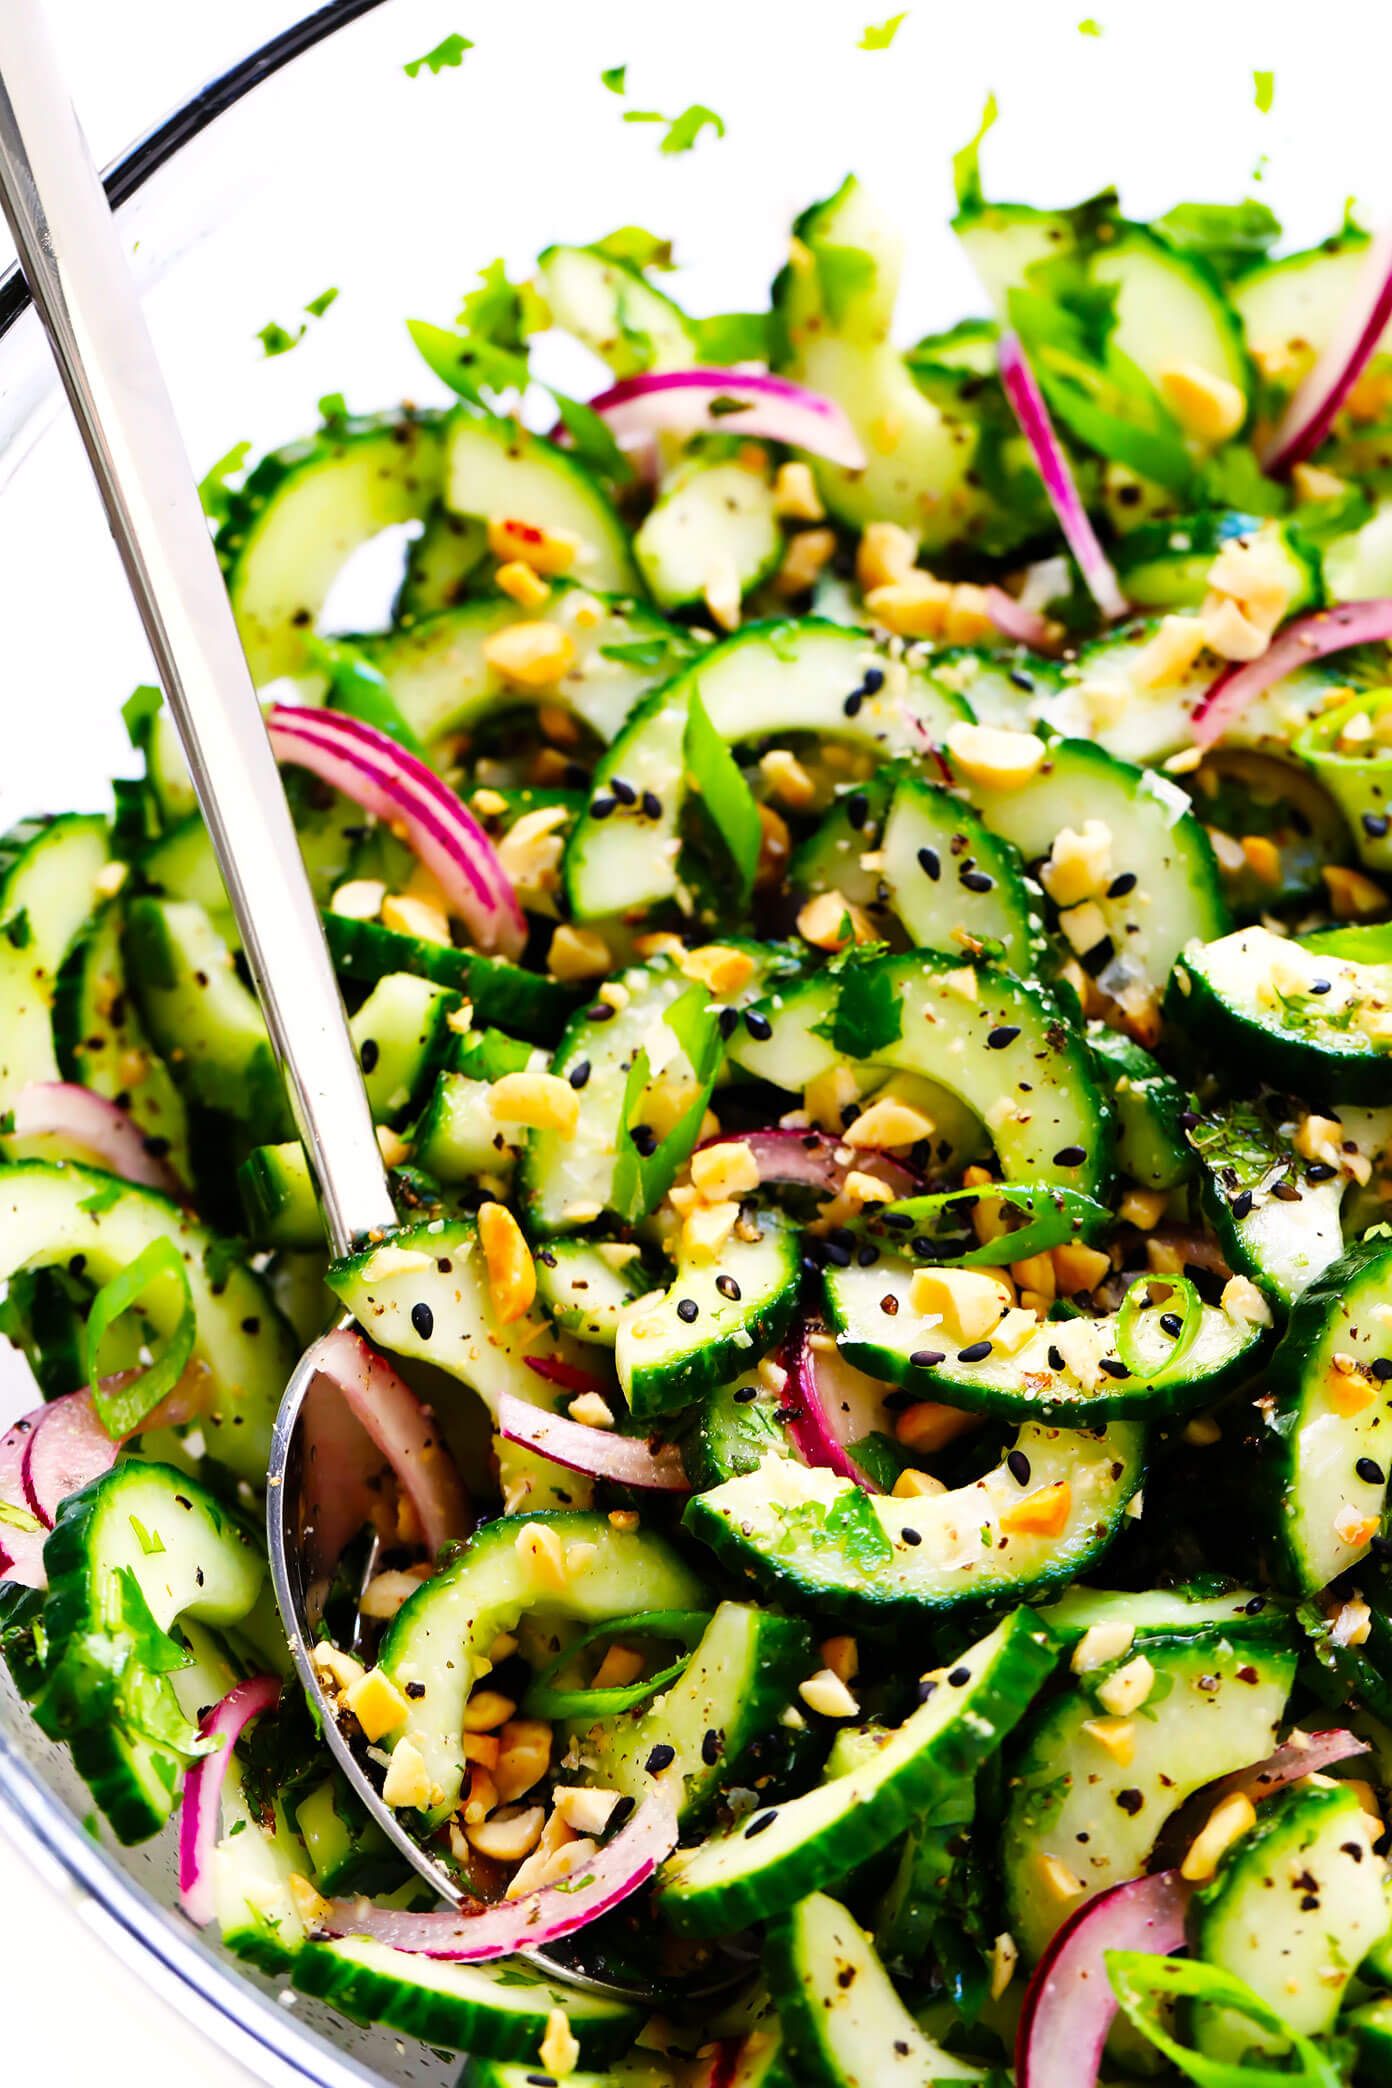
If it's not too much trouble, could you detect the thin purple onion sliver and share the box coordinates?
[11,1081,184,1194]
[1263,223,1392,476]
[997,334,1127,623]
[267,704,526,958]
[498,1389,689,1492]
[588,368,866,472]
[1016,1869,1189,2088]
[1191,599,1392,746]
[179,1675,283,1928]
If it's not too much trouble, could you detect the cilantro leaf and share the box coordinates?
[623,103,726,154]
[304,286,339,319]
[1150,199,1281,281]
[590,224,674,270]
[88,1237,197,1439]
[859,12,907,48]
[255,319,304,358]
[952,92,998,212]
[550,389,634,486]
[601,63,627,94]
[830,954,902,1059]
[196,441,251,526]
[317,390,350,428]
[403,33,474,78]
[1253,68,1274,113]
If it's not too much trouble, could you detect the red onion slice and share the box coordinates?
[498,1388,689,1492]
[997,334,1127,623]
[10,1082,183,1195]
[0,1411,44,1584]
[179,1675,283,1928]
[984,585,1061,654]
[1262,224,1392,476]
[1190,599,1392,746]
[523,1353,611,1399]
[588,368,865,471]
[303,1328,471,1564]
[1017,1869,1190,2088]
[21,1389,123,1528]
[267,704,525,959]
[314,1781,678,1961]
[788,1323,887,1492]
[696,1128,918,1203]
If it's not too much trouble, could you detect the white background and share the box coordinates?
[0,0,1389,2082]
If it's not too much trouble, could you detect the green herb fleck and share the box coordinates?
[255,320,304,358]
[403,33,474,78]
[1,908,31,951]
[129,1514,166,1558]
[317,391,350,428]
[952,92,999,211]
[601,63,627,94]
[83,1812,102,1842]
[196,441,251,525]
[304,286,339,319]
[1077,16,1102,33]
[591,224,673,270]
[859,12,907,48]
[1253,68,1274,113]
[623,103,726,155]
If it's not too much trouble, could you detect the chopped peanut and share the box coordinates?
[1035,1853,1086,1905]
[908,1266,1012,1342]
[895,1402,982,1454]
[945,721,1047,792]
[758,747,817,810]
[773,461,825,521]
[489,1070,580,1137]
[703,557,743,633]
[381,892,451,944]
[494,1718,553,1805]
[486,516,580,575]
[1241,834,1283,888]
[797,889,876,951]
[683,1198,740,1261]
[1119,1187,1169,1231]
[495,559,551,608]
[482,621,578,688]
[342,1667,410,1743]
[679,944,757,996]
[592,1644,646,1690]
[1096,1654,1156,1716]
[478,1200,536,1323]
[856,521,918,592]
[1329,1371,1378,1418]
[798,1668,860,1720]
[568,1391,615,1429]
[1221,1275,1272,1328]
[1071,1620,1136,1673]
[1159,362,1246,445]
[1052,1242,1112,1294]
[516,1520,567,1593]
[690,1140,761,1201]
[845,1097,934,1150]
[553,1786,622,1836]
[843,1169,893,1207]
[467,1803,547,1864]
[1181,1792,1257,1882]
[312,1643,365,1696]
[1323,864,1388,919]
[462,1688,518,1735]
[1041,821,1113,908]
[375,1125,412,1169]
[1335,1505,1380,1551]
[756,802,791,888]
[864,570,953,638]
[359,1569,430,1621]
[1000,1480,1071,1538]
[821,1635,860,1685]
[330,877,387,922]
[775,527,837,597]
[1011,1251,1056,1300]
[546,923,612,982]
[1082,1716,1136,1765]
[990,1932,1019,2002]
[381,1737,433,1811]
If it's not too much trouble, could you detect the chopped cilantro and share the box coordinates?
[623,103,726,154]
[591,224,674,270]
[859,12,908,49]
[1077,15,1102,32]
[196,440,251,525]
[304,286,339,319]
[128,1514,166,1558]
[121,683,162,746]
[601,62,627,94]
[317,391,350,428]
[255,320,303,358]
[403,33,474,78]
[1253,69,1274,113]
[952,92,999,212]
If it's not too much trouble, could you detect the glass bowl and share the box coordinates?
[0,1,1385,2077]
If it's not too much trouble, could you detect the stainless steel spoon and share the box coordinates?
[0,1,656,1995]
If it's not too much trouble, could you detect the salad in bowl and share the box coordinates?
[3,101,1392,2088]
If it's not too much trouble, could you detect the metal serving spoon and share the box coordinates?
[0,1,658,1996]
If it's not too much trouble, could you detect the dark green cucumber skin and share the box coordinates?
[1263,1233,1392,1594]
[1166,955,1392,1107]
[53,905,192,1182]
[322,912,577,1044]
[626,1243,800,1421]
[215,409,443,580]
[683,1375,794,1489]
[291,1945,642,2063]
[656,1610,1057,1937]
[34,1467,260,1844]
[1086,1023,1191,1191]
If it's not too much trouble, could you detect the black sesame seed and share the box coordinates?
[410,1301,434,1340]
[916,1677,938,1702]
[1081,935,1115,976]
[359,1037,380,1073]
[947,1666,971,1687]
[645,1744,676,1774]
[1364,813,1391,839]
[958,1339,993,1362]
[909,1349,945,1368]
[610,777,637,806]
[405,1681,426,1699]
[241,1316,260,1336]
[1098,1356,1130,1379]
[587,1001,616,1022]
[1048,1345,1066,1371]
[590,795,617,821]
[1107,871,1138,898]
[1116,1788,1144,1815]
[1305,1161,1337,1181]
[745,1810,779,1838]
[1357,1457,1385,1485]
[733,1383,758,1404]
[676,1298,699,1324]
[1373,1359,1392,1382]
[917,846,942,882]
[1008,668,1036,692]
[716,1275,742,1302]
[718,1004,740,1039]
[843,691,864,718]
[701,1729,721,1765]
[641,790,663,820]
[630,1123,658,1157]
[987,1025,1021,1050]
[901,1527,922,1546]
[857,1243,880,1267]
[743,1010,773,1040]
[823,1237,853,1268]
[1309,978,1333,996]
[1007,1450,1032,1486]
[962,869,996,894]
[1230,1190,1254,1219]
[846,791,870,830]
[1054,1145,1086,1167]
[862,668,886,693]
[1159,1311,1183,1337]
[568,1059,592,1090]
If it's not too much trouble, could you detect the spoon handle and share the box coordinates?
[0,1,394,1256]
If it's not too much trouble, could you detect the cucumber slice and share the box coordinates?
[0,1160,295,1480]
[295,1773,405,1898]
[879,776,1044,972]
[377,1510,705,1816]
[1188,1099,1364,1308]
[564,619,969,921]
[395,505,488,622]
[1086,1023,1190,1191]
[824,1263,1266,1422]
[411,1046,531,1188]
[53,902,191,1183]
[0,814,111,1111]
[657,1609,1055,1936]
[123,898,291,1143]
[1263,1233,1392,1594]
[685,1423,1144,1621]
[1091,227,1252,439]
[133,815,236,943]
[214,1755,312,1973]
[35,1462,265,1841]
[768,1892,985,2087]
[684,1368,797,1490]
[520,958,721,1235]
[634,453,781,613]
[1003,1630,1296,1961]
[616,1212,800,1420]
[789,769,899,912]
[534,1239,654,1346]
[1190,1781,1387,2060]
[577,1599,810,1825]
[293,1933,642,2062]
[242,1143,457,1250]
[728,953,1111,1197]
[443,411,637,594]
[1035,1581,1285,1643]
[217,412,444,683]
[123,690,197,826]
[536,243,697,377]
[322,910,576,1044]
[1168,925,1392,1106]
[956,738,1230,998]
[349,971,458,1120]
[358,587,690,750]
[1231,235,1374,402]
[1114,513,1320,616]
[1349,1995,1392,2080]
[772,178,984,547]
[1294,684,1392,878]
